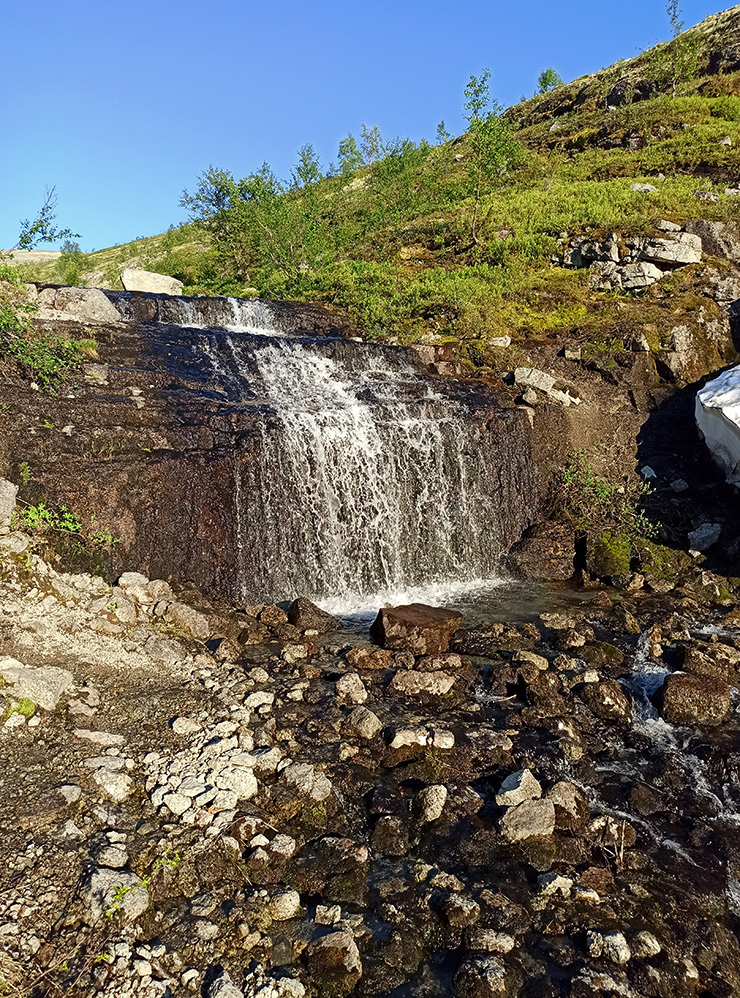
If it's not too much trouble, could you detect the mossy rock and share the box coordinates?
[587,530,631,578]
[634,538,692,582]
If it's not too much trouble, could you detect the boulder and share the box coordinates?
[564,234,619,268]
[414,784,448,823]
[631,232,702,267]
[513,367,580,406]
[620,261,665,290]
[344,706,382,740]
[657,673,731,726]
[83,867,149,923]
[287,596,340,633]
[165,601,211,641]
[547,781,589,830]
[370,603,463,655]
[38,287,122,324]
[507,521,575,581]
[453,956,507,997]
[495,769,542,807]
[120,268,184,296]
[684,221,740,263]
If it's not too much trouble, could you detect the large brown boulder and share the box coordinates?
[287,596,340,634]
[657,673,731,726]
[507,521,575,581]
[370,603,463,655]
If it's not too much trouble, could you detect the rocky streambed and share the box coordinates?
[2,523,740,998]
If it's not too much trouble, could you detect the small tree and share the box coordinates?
[337,134,363,177]
[290,143,322,189]
[436,121,451,144]
[14,187,80,250]
[463,70,523,243]
[360,123,384,165]
[537,68,563,94]
[664,0,699,97]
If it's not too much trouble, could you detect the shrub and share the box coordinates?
[551,452,655,540]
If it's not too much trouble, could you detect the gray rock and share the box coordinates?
[389,670,456,695]
[268,888,301,920]
[587,930,631,964]
[305,930,362,981]
[495,769,542,807]
[0,658,74,710]
[620,261,665,290]
[336,672,367,704]
[281,761,332,801]
[163,792,191,816]
[83,867,149,923]
[207,971,245,998]
[120,268,184,296]
[684,220,740,264]
[631,232,702,266]
[414,784,448,823]
[286,596,340,633]
[513,367,580,405]
[688,522,722,551]
[165,601,211,641]
[92,769,133,802]
[500,799,555,841]
[467,929,516,953]
[38,287,122,325]
[0,478,18,527]
[632,930,662,958]
[630,183,657,193]
[345,706,382,740]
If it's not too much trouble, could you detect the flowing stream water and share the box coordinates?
[155,297,536,609]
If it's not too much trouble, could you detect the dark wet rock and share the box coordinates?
[370,603,463,654]
[507,521,575,581]
[579,641,625,673]
[443,893,481,927]
[453,955,508,996]
[371,815,410,856]
[581,679,632,723]
[657,673,731,726]
[287,597,340,633]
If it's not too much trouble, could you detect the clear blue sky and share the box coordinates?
[0,0,729,251]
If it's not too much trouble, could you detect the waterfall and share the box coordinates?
[195,328,534,610]
[109,292,535,609]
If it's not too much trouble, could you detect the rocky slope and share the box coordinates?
[2,514,740,998]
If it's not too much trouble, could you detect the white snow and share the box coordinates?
[696,366,740,485]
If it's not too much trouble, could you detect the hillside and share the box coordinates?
[8,7,738,355]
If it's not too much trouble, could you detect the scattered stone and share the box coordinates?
[268,888,301,920]
[336,672,367,703]
[389,670,456,695]
[305,930,362,988]
[206,971,245,998]
[495,769,542,807]
[83,867,149,923]
[287,596,340,632]
[631,931,662,958]
[414,784,448,823]
[630,183,656,193]
[587,930,631,964]
[500,799,555,841]
[92,769,133,802]
[0,659,73,710]
[581,680,632,723]
[344,706,382,740]
[370,603,463,654]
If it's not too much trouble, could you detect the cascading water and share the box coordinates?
[123,295,537,609]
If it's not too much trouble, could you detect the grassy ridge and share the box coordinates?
[13,45,740,352]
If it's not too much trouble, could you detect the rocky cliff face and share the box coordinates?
[0,290,569,605]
